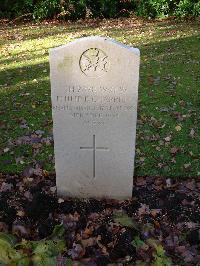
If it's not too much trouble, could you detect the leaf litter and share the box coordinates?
[0,172,199,265]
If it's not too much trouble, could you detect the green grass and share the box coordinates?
[0,18,199,178]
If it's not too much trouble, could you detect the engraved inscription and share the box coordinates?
[52,85,136,126]
[64,85,127,94]
[80,135,109,178]
[79,48,109,77]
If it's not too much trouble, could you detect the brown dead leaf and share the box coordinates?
[172,111,184,121]
[12,224,29,237]
[136,177,146,186]
[170,147,179,155]
[81,237,96,248]
[0,222,8,232]
[0,121,6,129]
[185,222,199,229]
[83,226,94,238]
[138,204,150,216]
[153,220,160,229]
[148,75,154,85]
[154,178,163,186]
[22,165,34,178]
[16,210,25,217]
[185,180,196,190]
[101,246,109,255]
[176,245,186,253]
[0,182,13,192]
[24,191,33,200]
[33,167,43,176]
[150,209,161,218]
[32,143,42,149]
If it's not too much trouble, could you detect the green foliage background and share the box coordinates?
[0,0,199,20]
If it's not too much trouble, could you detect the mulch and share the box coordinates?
[0,172,199,265]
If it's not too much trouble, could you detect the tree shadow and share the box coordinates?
[0,32,199,176]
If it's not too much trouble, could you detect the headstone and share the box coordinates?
[50,36,140,199]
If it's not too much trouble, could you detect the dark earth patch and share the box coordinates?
[0,173,199,265]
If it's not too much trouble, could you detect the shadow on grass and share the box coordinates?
[0,34,198,86]
[0,23,88,47]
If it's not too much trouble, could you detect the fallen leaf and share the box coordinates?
[50,186,57,193]
[16,210,25,217]
[164,136,171,142]
[136,177,146,186]
[68,243,84,259]
[170,147,179,155]
[113,211,138,229]
[189,129,196,138]
[136,148,141,154]
[81,237,96,248]
[0,182,13,192]
[158,163,164,168]
[171,157,176,163]
[83,227,93,238]
[189,151,194,156]
[185,180,195,190]
[172,112,184,121]
[32,143,42,149]
[35,130,45,135]
[184,163,191,169]
[12,224,29,237]
[138,204,150,216]
[150,209,161,217]
[179,100,185,106]
[148,75,154,85]
[131,236,146,250]
[0,222,8,232]
[175,125,182,131]
[58,198,64,203]
[185,222,198,229]
[166,178,171,187]
[22,165,34,178]
[139,157,145,163]
[33,167,43,176]
[24,191,33,200]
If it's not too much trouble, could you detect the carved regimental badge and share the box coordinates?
[79,48,109,77]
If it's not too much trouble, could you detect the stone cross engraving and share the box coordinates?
[80,135,109,178]
[50,36,140,199]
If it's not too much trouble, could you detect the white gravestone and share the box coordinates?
[50,36,140,199]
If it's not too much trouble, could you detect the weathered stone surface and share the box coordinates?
[50,36,140,199]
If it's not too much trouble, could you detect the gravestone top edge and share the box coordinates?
[49,36,140,56]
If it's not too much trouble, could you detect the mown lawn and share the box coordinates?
[0,18,199,178]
